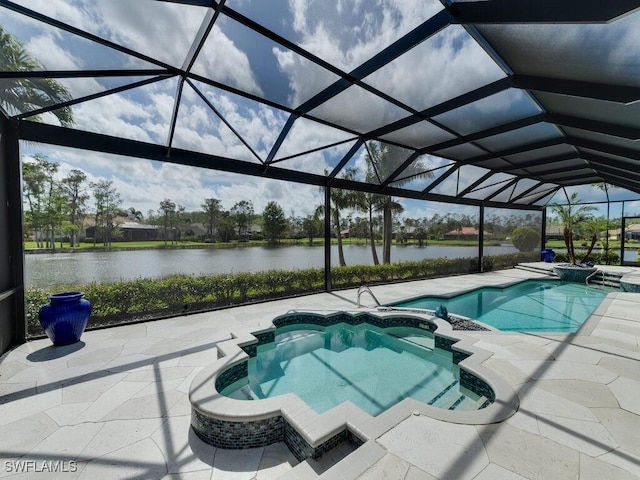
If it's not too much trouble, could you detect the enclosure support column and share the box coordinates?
[541,208,547,250]
[478,204,484,273]
[324,185,331,292]
[0,118,26,354]
[620,202,626,266]
[605,199,611,265]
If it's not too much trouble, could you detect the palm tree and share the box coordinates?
[592,183,618,265]
[550,192,597,264]
[126,207,143,222]
[317,168,359,267]
[355,190,382,265]
[364,142,432,264]
[0,26,73,126]
[61,169,89,247]
[202,198,221,242]
[159,198,177,245]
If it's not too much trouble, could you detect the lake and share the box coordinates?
[25,244,519,289]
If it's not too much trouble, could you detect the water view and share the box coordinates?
[26,244,518,289]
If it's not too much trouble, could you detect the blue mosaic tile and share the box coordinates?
[215,361,247,392]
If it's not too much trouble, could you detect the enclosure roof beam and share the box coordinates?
[584,158,640,183]
[18,120,543,211]
[417,114,546,156]
[458,138,566,166]
[366,78,512,139]
[571,137,640,161]
[293,10,452,114]
[450,1,640,25]
[508,181,545,203]
[483,178,519,202]
[13,76,173,121]
[500,152,581,173]
[421,164,459,196]
[546,113,640,140]
[512,75,640,104]
[456,172,496,199]
[0,0,175,70]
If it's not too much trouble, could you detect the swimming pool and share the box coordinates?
[220,322,487,416]
[190,311,518,459]
[393,280,610,333]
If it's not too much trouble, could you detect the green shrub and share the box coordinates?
[511,227,540,252]
[234,272,253,301]
[24,252,551,337]
[554,252,568,263]
[25,286,48,335]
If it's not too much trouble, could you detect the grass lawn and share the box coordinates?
[25,240,211,250]
[544,239,635,251]
[24,237,508,252]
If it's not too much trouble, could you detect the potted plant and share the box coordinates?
[549,193,598,282]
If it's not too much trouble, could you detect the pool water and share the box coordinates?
[395,280,610,332]
[221,323,486,416]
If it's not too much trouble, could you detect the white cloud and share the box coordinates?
[364,25,506,111]
[65,78,177,144]
[73,95,153,142]
[308,85,409,133]
[13,0,90,31]
[170,83,287,162]
[214,178,320,216]
[272,47,338,106]
[276,117,355,159]
[20,143,324,217]
[273,0,444,107]
[26,33,79,70]
[287,0,442,71]
[191,25,264,96]
[277,3,505,130]
[91,1,204,68]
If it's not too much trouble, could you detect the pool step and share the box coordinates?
[428,382,474,410]
[427,380,459,408]
[427,381,488,411]
[590,279,621,288]
[516,263,622,289]
[587,270,622,289]
[515,263,556,276]
[451,394,489,411]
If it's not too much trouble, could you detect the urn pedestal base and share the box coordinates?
[553,264,597,283]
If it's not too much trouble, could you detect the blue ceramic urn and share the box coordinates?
[38,292,92,345]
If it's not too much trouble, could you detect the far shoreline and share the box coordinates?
[24,238,507,254]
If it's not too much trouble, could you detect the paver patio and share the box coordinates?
[1,266,639,479]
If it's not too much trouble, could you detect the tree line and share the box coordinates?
[22,153,543,262]
[20,155,296,249]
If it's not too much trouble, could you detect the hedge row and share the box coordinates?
[25,252,538,336]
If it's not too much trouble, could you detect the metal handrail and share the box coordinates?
[585,268,600,286]
[357,285,381,307]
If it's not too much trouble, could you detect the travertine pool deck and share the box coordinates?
[1,265,639,479]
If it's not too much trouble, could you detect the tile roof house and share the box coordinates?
[443,227,491,241]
